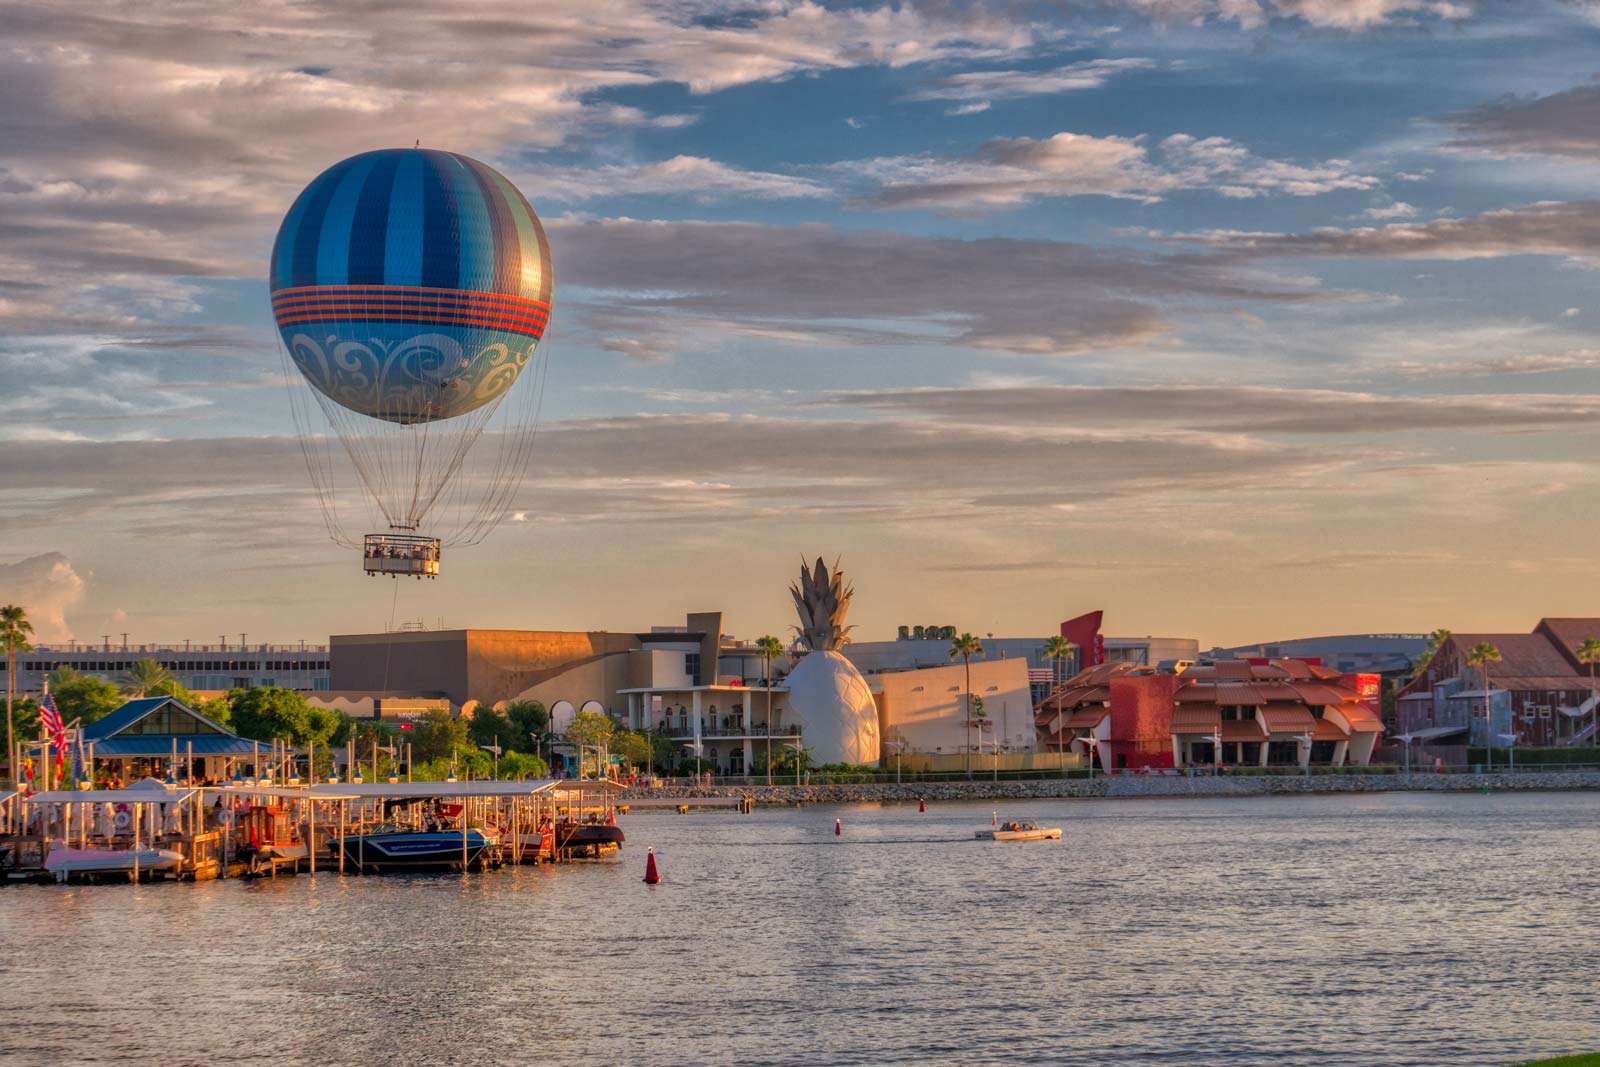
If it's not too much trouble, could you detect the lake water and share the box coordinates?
[1,792,1596,1067]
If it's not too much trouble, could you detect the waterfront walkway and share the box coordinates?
[621,769,1600,807]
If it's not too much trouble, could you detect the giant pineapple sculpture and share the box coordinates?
[783,557,880,767]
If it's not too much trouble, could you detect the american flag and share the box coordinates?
[39,690,65,743]
[40,690,68,770]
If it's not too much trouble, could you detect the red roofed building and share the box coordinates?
[1395,618,1600,747]
[1036,659,1384,772]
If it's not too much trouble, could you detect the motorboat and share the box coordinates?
[45,845,184,878]
[338,824,499,872]
[554,819,625,857]
[975,819,1062,842]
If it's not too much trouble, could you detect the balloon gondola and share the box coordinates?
[269,148,553,577]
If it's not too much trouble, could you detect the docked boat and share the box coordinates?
[338,825,498,872]
[45,845,184,878]
[555,819,625,857]
[975,819,1061,842]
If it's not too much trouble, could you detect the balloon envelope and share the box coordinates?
[270,148,552,424]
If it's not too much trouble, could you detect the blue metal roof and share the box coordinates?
[88,736,266,758]
[83,697,239,744]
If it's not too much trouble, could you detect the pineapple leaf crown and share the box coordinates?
[790,556,855,652]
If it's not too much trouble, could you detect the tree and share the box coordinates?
[53,676,123,727]
[47,664,78,690]
[119,657,173,697]
[495,750,548,780]
[1041,635,1077,690]
[565,710,615,776]
[1412,628,1451,678]
[411,707,469,763]
[1465,642,1502,763]
[1575,637,1600,744]
[503,699,549,757]
[467,704,512,750]
[1,604,33,782]
[949,632,984,776]
[230,687,340,747]
[756,633,785,785]
[611,729,653,771]
[197,696,233,730]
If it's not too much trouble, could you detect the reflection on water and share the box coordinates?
[1,792,1597,1067]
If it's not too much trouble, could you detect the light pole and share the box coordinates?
[889,738,906,785]
[1499,732,1519,773]
[1083,735,1098,781]
[1395,733,1414,775]
[1297,732,1314,778]
[787,738,804,787]
[1206,732,1223,777]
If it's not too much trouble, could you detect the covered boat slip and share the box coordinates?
[2,777,633,884]
[16,786,216,882]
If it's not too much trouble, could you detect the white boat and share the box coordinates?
[975,819,1062,842]
[45,846,184,876]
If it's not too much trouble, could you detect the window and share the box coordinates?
[684,652,701,680]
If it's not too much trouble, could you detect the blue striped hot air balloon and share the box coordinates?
[270,148,552,424]
[270,149,554,569]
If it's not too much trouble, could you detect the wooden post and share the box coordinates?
[338,798,346,874]
[307,797,316,875]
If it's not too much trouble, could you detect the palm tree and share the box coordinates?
[1412,628,1451,678]
[949,632,984,776]
[1465,641,1502,767]
[1,605,33,785]
[119,657,173,698]
[47,664,79,691]
[755,634,784,786]
[1575,637,1600,744]
[1040,635,1077,761]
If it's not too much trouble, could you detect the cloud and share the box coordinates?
[818,384,1600,434]
[550,216,1322,357]
[907,57,1157,105]
[846,131,1380,210]
[1359,201,1418,220]
[1165,200,1600,259]
[1443,80,1600,158]
[0,0,1043,334]
[1082,0,1474,29]
[525,156,828,202]
[0,553,87,642]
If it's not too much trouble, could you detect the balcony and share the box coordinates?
[657,720,801,740]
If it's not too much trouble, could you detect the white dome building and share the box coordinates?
[784,557,880,767]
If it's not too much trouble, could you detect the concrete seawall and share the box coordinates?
[619,771,1600,807]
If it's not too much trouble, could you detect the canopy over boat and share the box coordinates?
[305,780,552,799]
[202,785,360,801]
[24,788,200,804]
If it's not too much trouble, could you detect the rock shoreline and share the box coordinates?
[619,771,1600,807]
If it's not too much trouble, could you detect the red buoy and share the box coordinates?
[834,818,841,836]
[992,811,998,827]
[643,847,660,885]
[918,797,925,813]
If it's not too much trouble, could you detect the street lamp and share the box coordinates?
[787,738,804,787]
[1394,733,1415,775]
[1498,731,1520,773]
[889,738,907,785]
[1297,732,1314,778]
[1205,732,1223,777]
[1081,735,1099,781]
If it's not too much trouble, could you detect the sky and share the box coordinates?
[4,0,1600,648]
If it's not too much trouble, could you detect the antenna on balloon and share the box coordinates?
[414,139,420,149]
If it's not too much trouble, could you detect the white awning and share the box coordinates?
[304,780,552,798]
[24,788,199,804]
[203,785,361,801]
[1401,726,1468,741]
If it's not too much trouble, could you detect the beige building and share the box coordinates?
[876,658,1038,760]
[329,613,724,714]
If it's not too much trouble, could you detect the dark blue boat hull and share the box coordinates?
[339,830,497,872]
